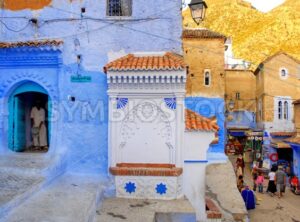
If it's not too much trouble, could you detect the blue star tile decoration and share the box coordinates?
[156,183,167,195]
[164,98,176,110]
[124,182,136,194]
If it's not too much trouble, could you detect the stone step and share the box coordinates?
[2,173,108,222]
[0,171,45,218]
[0,153,67,218]
[95,198,195,222]
[0,153,67,177]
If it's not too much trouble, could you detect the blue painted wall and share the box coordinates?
[0,0,182,175]
[291,145,300,178]
[227,110,256,130]
[185,97,227,163]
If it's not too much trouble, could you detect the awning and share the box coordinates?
[270,140,291,149]
[246,131,264,136]
[229,131,246,137]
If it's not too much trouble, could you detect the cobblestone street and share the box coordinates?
[230,155,300,222]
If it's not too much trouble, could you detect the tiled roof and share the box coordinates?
[0,40,63,48]
[182,29,226,39]
[104,52,186,72]
[293,99,300,105]
[259,52,300,65]
[270,132,296,137]
[285,136,300,145]
[185,109,219,132]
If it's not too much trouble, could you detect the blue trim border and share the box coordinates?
[184,160,208,163]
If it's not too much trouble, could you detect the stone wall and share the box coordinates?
[256,53,300,131]
[0,0,183,175]
[225,69,256,112]
[183,38,225,98]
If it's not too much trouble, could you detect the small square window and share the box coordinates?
[107,0,132,17]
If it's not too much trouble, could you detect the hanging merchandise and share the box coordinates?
[270,153,279,162]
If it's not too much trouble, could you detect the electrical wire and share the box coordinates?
[1,3,300,88]
[0,20,30,32]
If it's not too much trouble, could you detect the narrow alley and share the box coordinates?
[230,155,300,222]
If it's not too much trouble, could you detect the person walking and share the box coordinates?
[237,175,244,192]
[236,154,245,174]
[275,165,286,198]
[256,172,264,193]
[251,164,258,191]
[267,168,277,196]
[241,185,256,210]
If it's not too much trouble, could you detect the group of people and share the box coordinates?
[236,155,287,198]
[265,165,286,198]
[235,155,289,210]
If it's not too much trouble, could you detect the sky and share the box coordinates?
[245,0,285,12]
[183,0,286,13]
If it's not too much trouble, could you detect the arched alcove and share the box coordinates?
[7,81,51,152]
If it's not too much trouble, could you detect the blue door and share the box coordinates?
[48,98,51,143]
[13,96,26,152]
[8,82,50,152]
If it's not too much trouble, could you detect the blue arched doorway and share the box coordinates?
[8,82,51,152]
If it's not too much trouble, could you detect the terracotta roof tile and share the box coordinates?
[0,40,63,48]
[104,52,186,72]
[293,99,300,105]
[185,109,219,132]
[109,163,183,177]
[259,52,300,66]
[270,132,296,137]
[182,29,226,39]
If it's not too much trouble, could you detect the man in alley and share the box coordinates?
[31,101,48,150]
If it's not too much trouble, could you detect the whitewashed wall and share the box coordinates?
[183,131,215,221]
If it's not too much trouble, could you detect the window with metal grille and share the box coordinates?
[278,101,282,119]
[284,101,289,120]
[236,92,240,100]
[204,69,211,86]
[107,0,132,16]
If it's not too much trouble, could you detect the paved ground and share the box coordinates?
[2,173,108,222]
[206,161,248,222]
[0,153,50,218]
[0,172,43,208]
[0,153,51,173]
[95,198,196,222]
[229,155,300,222]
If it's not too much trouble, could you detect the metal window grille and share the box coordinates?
[278,101,282,119]
[107,0,132,16]
[284,101,289,120]
[204,71,210,86]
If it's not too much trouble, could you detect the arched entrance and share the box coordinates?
[8,82,51,152]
